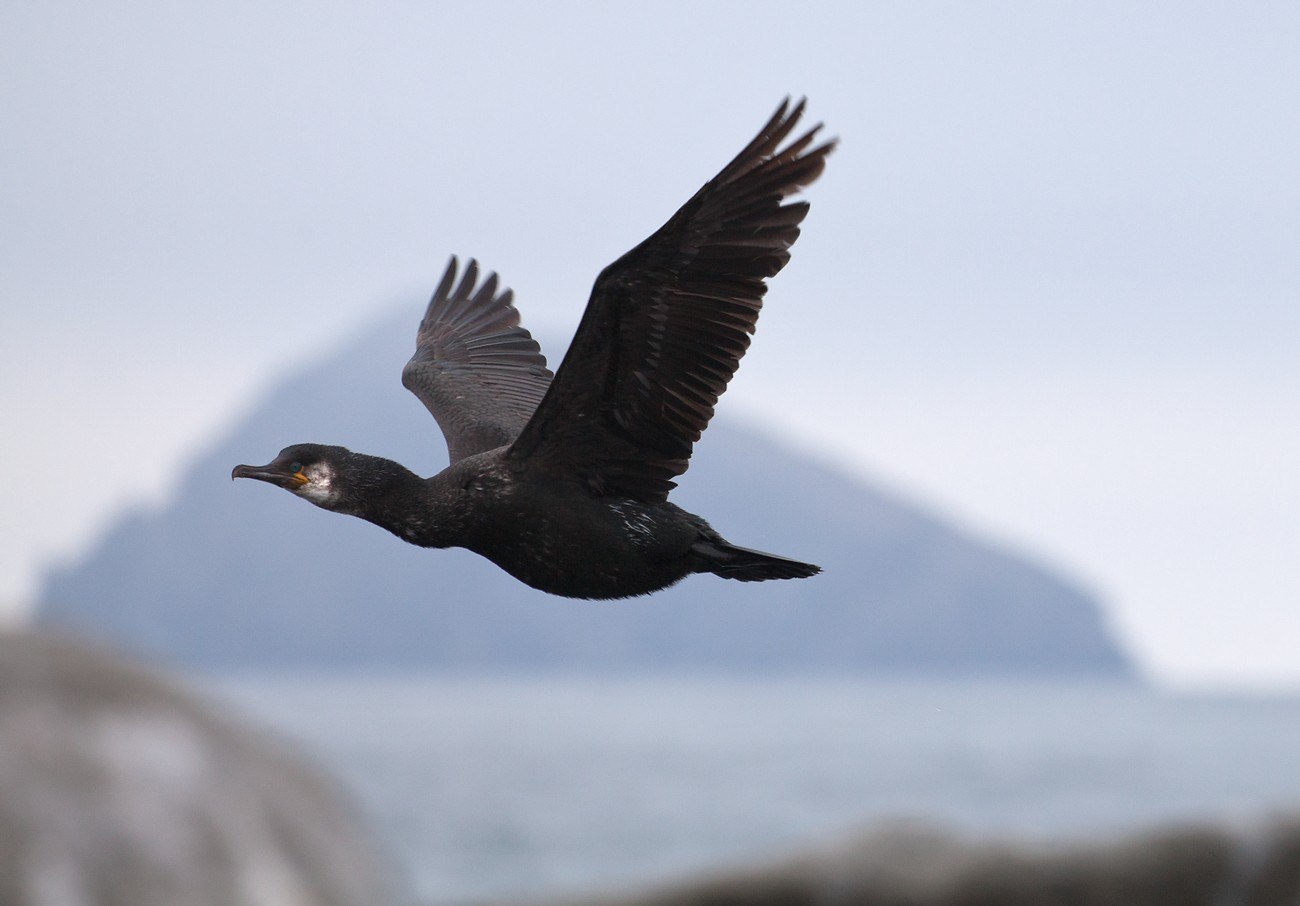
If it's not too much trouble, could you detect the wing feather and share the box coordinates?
[509,99,834,501]
[401,257,553,464]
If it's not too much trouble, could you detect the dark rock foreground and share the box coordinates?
[560,819,1300,906]
[0,630,395,906]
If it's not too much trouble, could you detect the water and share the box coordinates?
[204,676,1300,903]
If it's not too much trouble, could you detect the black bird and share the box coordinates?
[233,99,832,599]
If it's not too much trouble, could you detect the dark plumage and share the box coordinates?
[233,99,833,599]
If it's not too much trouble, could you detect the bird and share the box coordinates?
[233,99,833,600]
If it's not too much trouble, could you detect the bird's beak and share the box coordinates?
[231,462,307,489]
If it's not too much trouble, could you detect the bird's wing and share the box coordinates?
[507,99,834,502]
[401,257,553,464]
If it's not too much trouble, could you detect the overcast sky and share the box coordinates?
[3,1,1297,686]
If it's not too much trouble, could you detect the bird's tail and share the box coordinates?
[692,538,821,583]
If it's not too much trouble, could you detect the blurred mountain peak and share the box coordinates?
[36,313,1134,678]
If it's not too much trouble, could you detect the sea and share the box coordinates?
[204,675,1300,904]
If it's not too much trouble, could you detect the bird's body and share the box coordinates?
[259,443,816,599]
[234,100,832,599]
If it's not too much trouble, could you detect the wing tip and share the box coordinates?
[420,254,515,319]
[720,97,836,188]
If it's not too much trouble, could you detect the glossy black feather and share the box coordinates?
[509,98,835,502]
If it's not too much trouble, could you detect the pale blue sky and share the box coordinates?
[3,1,1297,685]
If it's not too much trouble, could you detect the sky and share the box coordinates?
[2,1,1297,687]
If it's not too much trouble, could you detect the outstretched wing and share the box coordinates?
[508,98,834,502]
[401,257,553,464]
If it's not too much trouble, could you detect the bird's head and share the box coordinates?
[231,443,356,511]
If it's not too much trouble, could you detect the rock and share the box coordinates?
[0,630,396,906]
[572,819,1300,905]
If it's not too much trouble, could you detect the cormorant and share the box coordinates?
[233,99,833,599]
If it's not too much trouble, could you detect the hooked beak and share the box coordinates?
[231,462,309,489]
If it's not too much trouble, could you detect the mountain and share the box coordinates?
[37,312,1134,677]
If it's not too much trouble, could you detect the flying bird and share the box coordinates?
[233,99,833,599]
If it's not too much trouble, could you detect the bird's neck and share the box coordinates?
[340,457,459,549]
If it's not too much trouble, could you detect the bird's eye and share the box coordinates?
[290,461,302,474]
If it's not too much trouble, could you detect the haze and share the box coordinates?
[3,2,1297,686]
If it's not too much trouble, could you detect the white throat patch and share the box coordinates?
[294,462,340,507]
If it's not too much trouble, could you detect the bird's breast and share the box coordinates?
[462,489,698,599]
